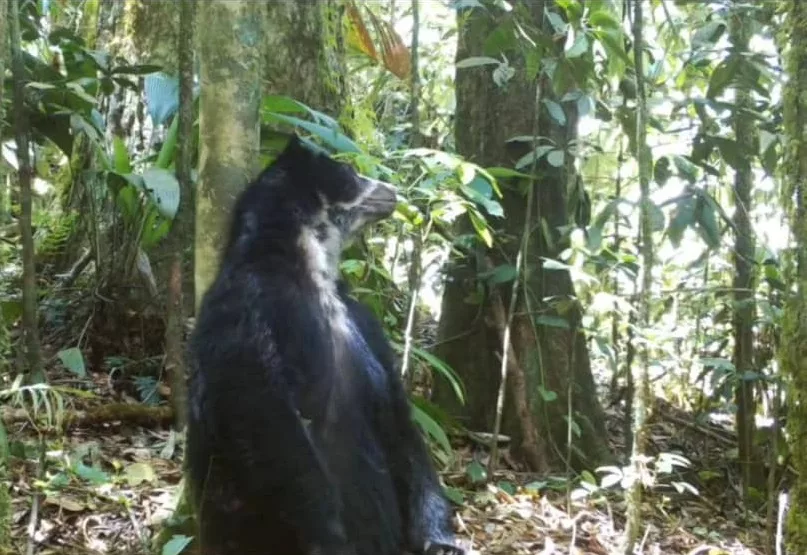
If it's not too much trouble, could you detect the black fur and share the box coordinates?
[186,136,463,555]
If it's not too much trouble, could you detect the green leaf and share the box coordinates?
[57,348,86,378]
[144,72,179,126]
[515,145,554,169]
[565,33,589,58]
[543,99,567,125]
[696,197,721,249]
[653,156,672,186]
[466,460,487,484]
[124,462,157,486]
[162,535,194,555]
[547,150,565,167]
[468,210,493,247]
[485,166,534,179]
[692,19,726,49]
[539,386,558,402]
[410,403,452,456]
[266,113,361,154]
[535,315,570,329]
[485,264,518,284]
[647,201,665,233]
[672,155,699,183]
[545,9,568,34]
[112,136,131,174]
[409,346,465,404]
[456,56,500,68]
[141,167,180,219]
[667,195,695,248]
[706,55,740,100]
[589,10,621,30]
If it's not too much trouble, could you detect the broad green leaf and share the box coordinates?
[57,348,86,378]
[485,264,518,284]
[515,145,554,169]
[565,33,589,58]
[539,386,558,402]
[692,20,726,49]
[112,136,131,174]
[589,10,620,30]
[547,149,565,167]
[543,99,567,125]
[468,210,493,247]
[545,9,568,34]
[647,200,665,232]
[409,346,465,404]
[706,55,740,100]
[456,56,500,69]
[672,155,699,183]
[142,167,180,219]
[696,197,721,249]
[576,94,592,118]
[466,460,487,484]
[410,404,452,456]
[144,72,179,126]
[667,195,695,248]
[265,113,361,154]
[162,535,194,555]
[124,462,157,486]
[653,156,672,186]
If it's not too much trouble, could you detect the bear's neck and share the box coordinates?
[297,227,350,338]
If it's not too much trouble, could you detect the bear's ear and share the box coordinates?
[277,133,311,161]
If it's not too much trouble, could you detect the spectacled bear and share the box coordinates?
[186,135,465,555]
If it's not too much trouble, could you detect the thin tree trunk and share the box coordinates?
[10,0,44,383]
[730,0,762,499]
[624,0,651,550]
[164,0,195,431]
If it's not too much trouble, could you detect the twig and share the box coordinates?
[26,438,45,555]
[487,269,543,474]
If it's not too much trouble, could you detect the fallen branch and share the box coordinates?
[2,403,173,431]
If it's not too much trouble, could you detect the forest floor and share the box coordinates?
[4,364,771,555]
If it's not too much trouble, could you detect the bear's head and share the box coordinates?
[225,134,398,281]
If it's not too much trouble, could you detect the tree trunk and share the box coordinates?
[262,0,348,120]
[434,1,611,471]
[779,0,807,550]
[163,0,195,432]
[729,1,763,499]
[624,0,652,550]
[195,0,263,307]
[10,0,44,383]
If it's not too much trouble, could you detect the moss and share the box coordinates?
[779,0,807,551]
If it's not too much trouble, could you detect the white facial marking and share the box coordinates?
[297,226,350,340]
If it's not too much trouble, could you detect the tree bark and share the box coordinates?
[195,0,263,307]
[434,0,611,471]
[729,1,763,499]
[262,0,348,120]
[10,0,44,383]
[779,0,807,550]
[163,0,195,432]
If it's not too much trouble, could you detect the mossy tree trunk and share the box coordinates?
[262,0,348,122]
[434,0,611,471]
[779,0,807,550]
[194,1,263,308]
